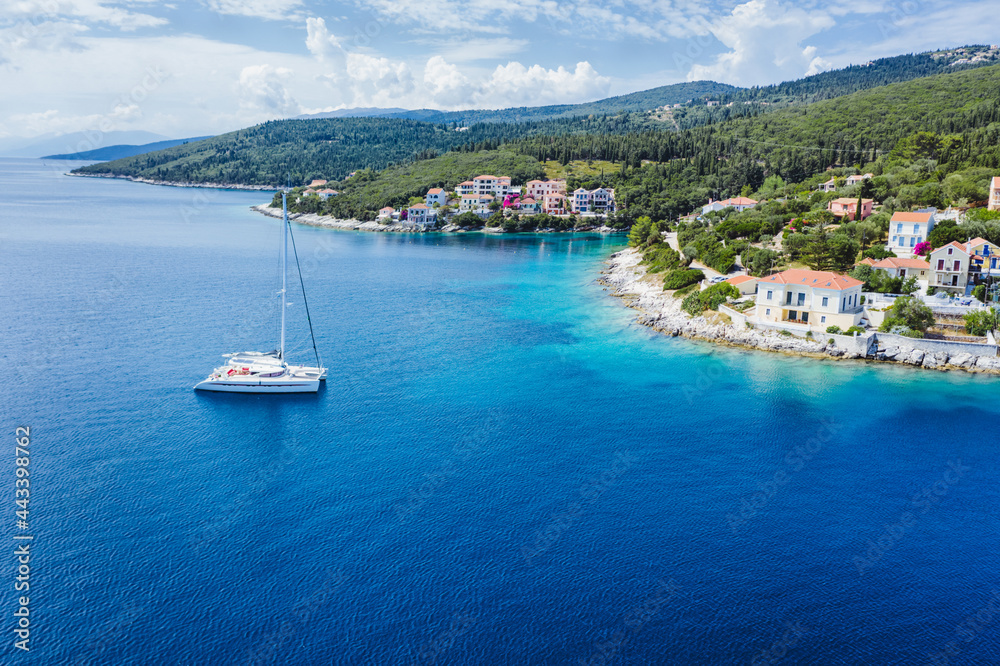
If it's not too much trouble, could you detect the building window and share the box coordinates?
[766,290,773,300]
[938,259,944,270]
[822,296,828,306]
[821,316,826,323]
[765,308,771,315]
[910,237,916,247]
[785,292,793,305]
[797,293,806,306]
[789,310,797,320]
[948,248,953,255]
[802,312,809,323]
[913,224,919,234]
[897,223,903,233]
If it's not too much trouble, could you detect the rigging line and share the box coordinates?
[285,216,323,370]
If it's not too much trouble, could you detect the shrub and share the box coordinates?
[845,326,865,335]
[663,268,705,290]
[927,286,936,296]
[964,308,998,336]
[972,284,987,303]
[681,282,740,316]
[826,325,842,334]
[828,338,835,344]
[779,329,793,337]
[889,325,923,338]
[862,247,895,260]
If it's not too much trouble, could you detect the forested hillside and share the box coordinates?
[283,64,1000,224]
[70,114,658,186]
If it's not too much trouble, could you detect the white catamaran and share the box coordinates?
[194,192,326,393]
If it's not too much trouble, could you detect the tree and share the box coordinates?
[964,308,999,336]
[878,296,935,335]
[927,219,966,247]
[862,246,895,260]
[628,216,653,246]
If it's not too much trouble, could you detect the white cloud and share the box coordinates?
[423,55,473,106]
[354,0,709,41]
[237,64,301,115]
[3,0,167,30]
[475,60,611,107]
[203,0,304,21]
[305,16,341,60]
[686,0,835,86]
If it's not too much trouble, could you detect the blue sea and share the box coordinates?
[3,157,1000,665]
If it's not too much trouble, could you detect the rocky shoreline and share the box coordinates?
[68,172,276,191]
[599,247,1000,375]
[251,204,617,235]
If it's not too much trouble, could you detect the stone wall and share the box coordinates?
[874,333,998,358]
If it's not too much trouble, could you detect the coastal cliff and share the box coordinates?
[600,247,1000,375]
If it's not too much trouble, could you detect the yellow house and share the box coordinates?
[755,269,864,331]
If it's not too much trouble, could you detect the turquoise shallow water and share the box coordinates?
[3,158,1000,664]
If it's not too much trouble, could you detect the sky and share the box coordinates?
[0,0,997,141]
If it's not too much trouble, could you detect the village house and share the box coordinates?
[702,197,758,215]
[316,188,338,200]
[456,181,475,196]
[472,175,511,197]
[725,275,758,296]
[377,206,395,221]
[870,257,931,290]
[405,203,436,227]
[425,188,448,207]
[929,241,970,293]
[519,197,540,214]
[886,211,935,256]
[755,269,864,331]
[526,179,567,199]
[459,193,494,215]
[543,193,567,215]
[966,237,1000,286]
[818,178,837,192]
[827,198,874,220]
[990,176,1000,211]
[845,173,873,186]
[572,187,616,214]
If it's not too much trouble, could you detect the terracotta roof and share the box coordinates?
[759,269,863,291]
[830,197,873,205]
[473,175,496,180]
[992,177,1000,188]
[719,196,758,206]
[933,241,970,256]
[967,237,992,247]
[409,203,429,210]
[726,275,757,285]
[458,181,474,186]
[427,188,444,194]
[857,257,878,266]
[379,206,394,212]
[890,211,933,223]
[872,257,930,269]
[520,197,536,203]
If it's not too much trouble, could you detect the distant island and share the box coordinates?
[44,136,212,161]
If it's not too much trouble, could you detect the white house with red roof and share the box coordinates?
[425,188,448,207]
[459,193,494,214]
[377,206,395,221]
[316,188,338,200]
[702,196,758,215]
[989,176,1000,211]
[818,178,837,192]
[472,175,510,197]
[845,173,873,186]
[929,241,970,293]
[755,269,864,331]
[526,179,567,199]
[405,203,436,227]
[887,211,935,256]
[870,257,930,290]
[456,181,475,196]
[571,187,616,214]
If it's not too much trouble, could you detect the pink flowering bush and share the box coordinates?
[913,241,932,256]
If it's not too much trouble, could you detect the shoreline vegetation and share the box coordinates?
[251,204,618,234]
[599,248,1000,375]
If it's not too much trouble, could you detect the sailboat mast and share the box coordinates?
[280,190,288,359]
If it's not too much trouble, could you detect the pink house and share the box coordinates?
[827,198,873,220]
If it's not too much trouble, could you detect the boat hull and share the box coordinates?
[194,377,320,393]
